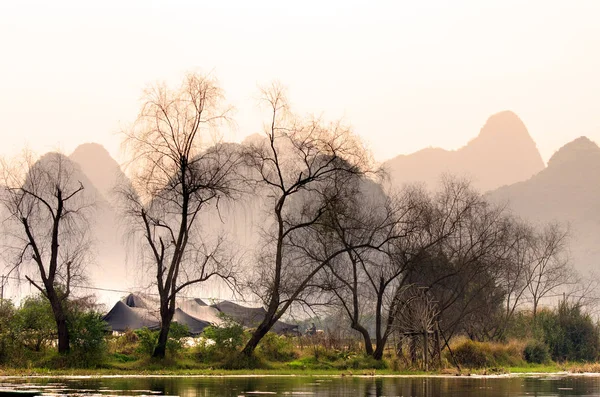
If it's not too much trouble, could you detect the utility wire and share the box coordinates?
[1,275,262,305]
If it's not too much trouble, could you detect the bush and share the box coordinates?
[0,301,19,365]
[202,322,246,351]
[68,310,108,367]
[134,323,190,358]
[538,302,600,362]
[135,327,158,356]
[110,329,139,355]
[13,296,55,352]
[166,322,189,356]
[524,340,550,364]
[449,339,525,369]
[196,322,247,363]
[452,340,489,368]
[257,332,298,362]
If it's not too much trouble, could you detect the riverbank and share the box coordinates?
[0,363,592,377]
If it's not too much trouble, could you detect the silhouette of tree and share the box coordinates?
[240,83,379,357]
[120,72,240,358]
[1,152,93,353]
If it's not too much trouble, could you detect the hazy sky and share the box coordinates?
[1,0,599,165]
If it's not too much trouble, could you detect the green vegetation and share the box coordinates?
[3,290,600,376]
[523,340,551,364]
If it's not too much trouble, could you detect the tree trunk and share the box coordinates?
[372,281,386,360]
[373,334,388,360]
[153,305,175,358]
[242,317,274,357]
[47,290,69,354]
[351,323,373,356]
[56,314,69,354]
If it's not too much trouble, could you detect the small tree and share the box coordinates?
[15,294,55,351]
[120,72,240,358]
[527,223,573,323]
[1,152,93,353]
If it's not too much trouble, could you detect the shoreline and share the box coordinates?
[1,370,599,379]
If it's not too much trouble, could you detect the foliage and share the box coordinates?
[13,295,55,352]
[67,310,108,366]
[108,329,139,356]
[165,322,189,356]
[0,301,18,364]
[538,302,600,362]
[202,322,246,351]
[135,323,190,358]
[524,340,550,364]
[135,328,158,356]
[257,333,298,362]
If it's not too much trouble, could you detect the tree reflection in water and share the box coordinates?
[3,375,600,396]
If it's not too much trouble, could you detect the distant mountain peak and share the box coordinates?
[471,110,533,145]
[69,142,124,200]
[383,110,545,192]
[71,142,115,163]
[547,136,600,170]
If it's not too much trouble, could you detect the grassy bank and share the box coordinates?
[0,355,593,378]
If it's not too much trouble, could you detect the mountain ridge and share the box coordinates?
[383,110,545,193]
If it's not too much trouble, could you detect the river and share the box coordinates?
[2,374,600,396]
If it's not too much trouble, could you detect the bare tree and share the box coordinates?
[320,178,492,359]
[566,271,600,316]
[318,184,435,359]
[0,152,93,353]
[120,72,240,358]
[526,222,572,323]
[490,218,534,340]
[239,83,379,357]
[408,180,513,342]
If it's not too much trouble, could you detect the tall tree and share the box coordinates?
[1,152,93,353]
[240,83,378,357]
[320,179,482,359]
[120,72,240,358]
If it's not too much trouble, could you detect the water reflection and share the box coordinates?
[2,375,600,396]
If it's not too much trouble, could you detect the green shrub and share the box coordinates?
[202,322,246,351]
[68,311,108,367]
[134,323,189,358]
[135,327,158,356]
[257,332,298,362]
[538,302,600,362]
[345,354,388,370]
[110,329,139,355]
[0,301,18,365]
[13,296,55,352]
[166,322,189,356]
[524,340,550,364]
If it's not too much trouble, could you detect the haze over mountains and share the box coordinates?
[9,110,599,305]
[383,111,545,192]
[488,136,600,273]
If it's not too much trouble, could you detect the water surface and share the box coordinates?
[2,374,600,396]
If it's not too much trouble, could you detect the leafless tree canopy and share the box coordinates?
[0,152,94,353]
[239,82,380,356]
[119,72,240,358]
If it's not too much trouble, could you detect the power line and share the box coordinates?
[2,275,262,306]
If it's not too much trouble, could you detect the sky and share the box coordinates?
[1,0,600,166]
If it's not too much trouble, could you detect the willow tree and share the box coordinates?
[0,152,93,353]
[240,83,382,357]
[120,73,240,358]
